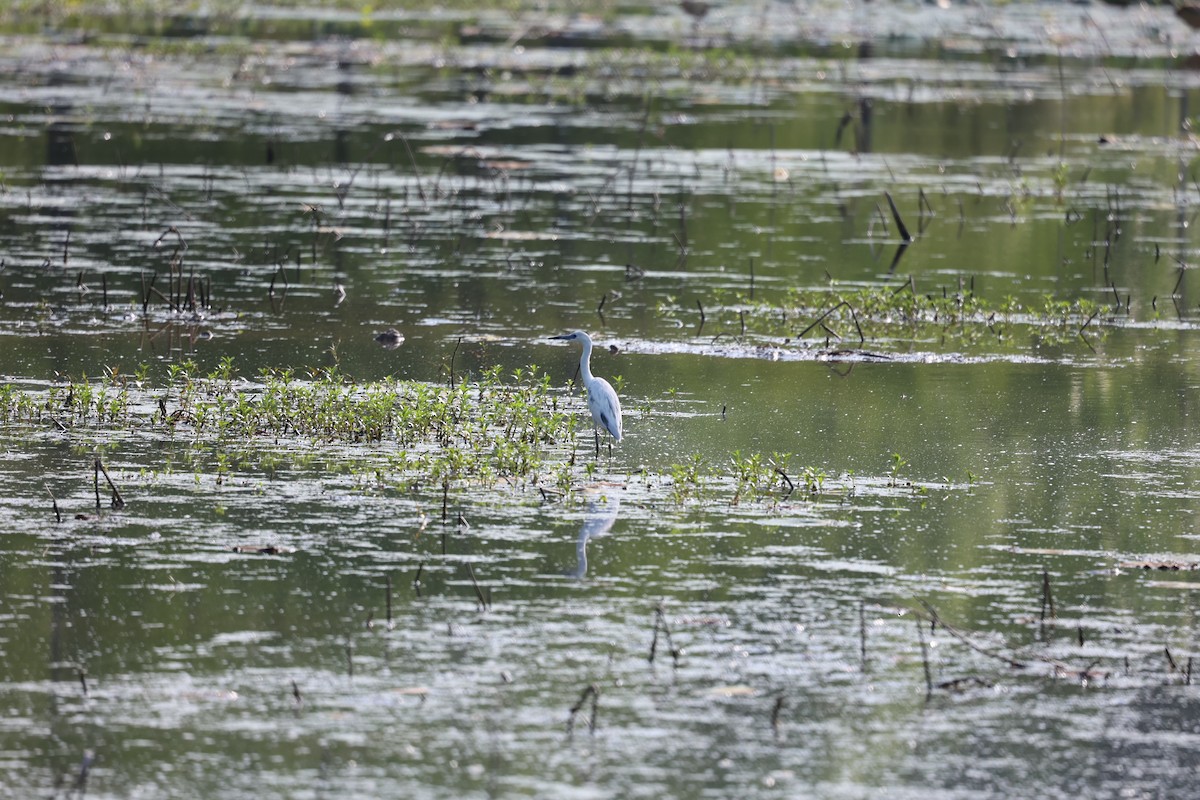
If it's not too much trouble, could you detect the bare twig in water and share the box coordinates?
[648,602,680,667]
[566,683,599,738]
[860,599,868,673]
[385,575,393,629]
[918,600,1026,670]
[1040,570,1057,623]
[466,562,489,611]
[94,458,125,509]
[884,191,913,242]
[798,301,864,344]
[915,613,933,700]
[46,484,61,523]
[449,336,462,390]
[774,467,794,499]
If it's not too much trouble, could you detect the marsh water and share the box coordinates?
[3,2,1200,797]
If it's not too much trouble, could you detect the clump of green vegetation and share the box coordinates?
[0,360,934,510]
[0,360,576,492]
[715,283,1109,349]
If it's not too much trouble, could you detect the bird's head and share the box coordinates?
[550,330,591,344]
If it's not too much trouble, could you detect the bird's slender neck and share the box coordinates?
[577,336,595,384]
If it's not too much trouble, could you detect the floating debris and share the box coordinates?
[231,544,295,555]
[1120,560,1200,571]
[374,328,405,349]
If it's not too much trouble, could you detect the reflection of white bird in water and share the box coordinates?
[571,493,621,579]
[550,330,623,456]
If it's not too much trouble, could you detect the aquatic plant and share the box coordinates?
[720,282,1111,349]
[0,364,931,511]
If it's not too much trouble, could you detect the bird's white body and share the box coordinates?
[551,330,623,444]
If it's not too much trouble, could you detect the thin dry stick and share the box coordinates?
[449,336,462,390]
[465,563,489,611]
[94,459,125,509]
[797,301,864,344]
[46,484,62,523]
[860,599,868,672]
[566,683,599,737]
[648,602,680,667]
[916,613,933,699]
[918,600,1027,670]
[1040,570,1057,622]
[884,191,913,242]
[385,575,393,629]
[774,468,794,499]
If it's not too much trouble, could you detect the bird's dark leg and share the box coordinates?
[594,427,600,458]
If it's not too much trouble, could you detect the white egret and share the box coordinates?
[550,330,623,455]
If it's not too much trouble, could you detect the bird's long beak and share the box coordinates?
[549,334,569,340]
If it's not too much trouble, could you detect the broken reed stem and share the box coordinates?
[46,484,62,523]
[566,683,599,737]
[93,458,125,510]
[141,271,155,313]
[797,301,863,344]
[860,599,868,673]
[385,575,393,629]
[678,194,689,251]
[917,600,1027,670]
[466,562,489,611]
[916,613,933,700]
[774,467,794,499]
[648,602,680,667]
[884,191,913,242]
[449,336,462,390]
[1040,570,1057,622]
